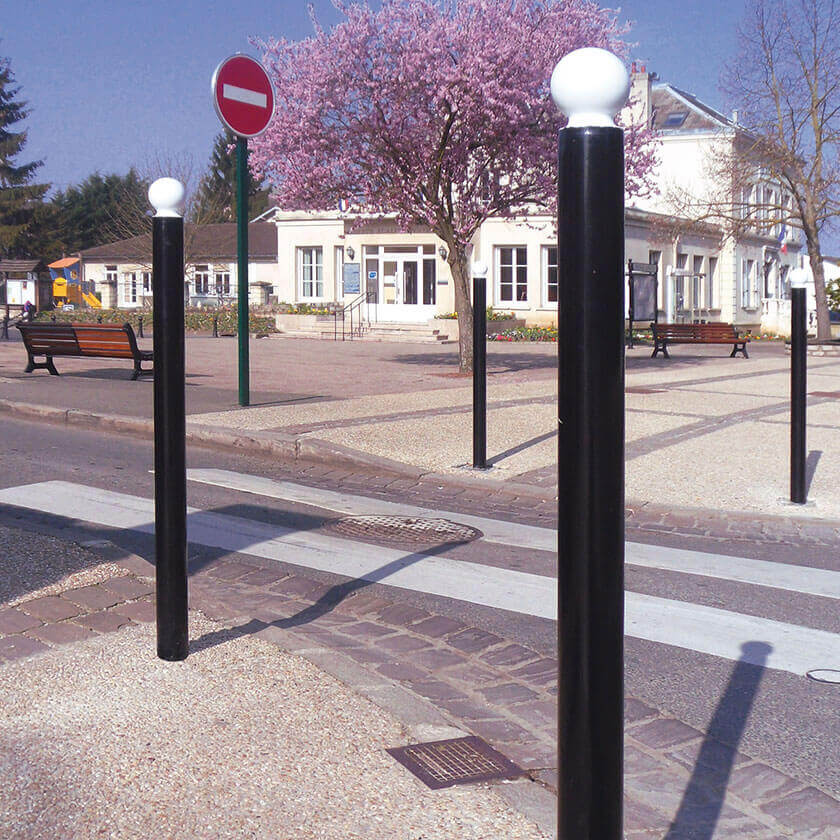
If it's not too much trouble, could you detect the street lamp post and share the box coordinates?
[551,48,630,840]
[472,261,489,469]
[149,177,189,662]
[789,268,808,504]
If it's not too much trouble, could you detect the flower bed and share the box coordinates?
[488,326,557,342]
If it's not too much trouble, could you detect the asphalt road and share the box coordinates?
[2,416,838,799]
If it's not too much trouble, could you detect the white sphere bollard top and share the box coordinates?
[472,261,489,278]
[550,48,631,128]
[148,178,186,218]
[789,268,809,288]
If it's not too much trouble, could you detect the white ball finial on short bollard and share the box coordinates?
[550,48,631,127]
[472,261,489,278]
[148,178,186,218]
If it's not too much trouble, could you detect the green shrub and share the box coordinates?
[35,307,276,335]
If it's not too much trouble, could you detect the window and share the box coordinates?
[542,246,558,304]
[676,253,688,309]
[123,272,137,303]
[106,265,118,285]
[299,247,323,298]
[214,272,230,296]
[661,111,688,128]
[707,257,717,308]
[334,247,344,297]
[497,246,528,302]
[422,259,436,305]
[742,259,758,308]
[142,272,151,293]
[195,265,210,295]
[692,256,704,310]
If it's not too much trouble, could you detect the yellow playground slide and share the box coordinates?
[82,291,102,309]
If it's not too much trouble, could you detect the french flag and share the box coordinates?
[777,223,788,254]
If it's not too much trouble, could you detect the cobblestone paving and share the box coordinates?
[2,534,840,837]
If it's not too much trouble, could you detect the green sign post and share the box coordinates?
[211,54,276,406]
[236,137,249,405]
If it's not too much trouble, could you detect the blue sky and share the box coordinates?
[6,0,743,193]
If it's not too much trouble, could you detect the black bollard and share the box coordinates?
[1,317,7,340]
[472,265,488,468]
[213,315,218,338]
[553,50,629,840]
[790,271,807,503]
[149,178,188,661]
[138,315,144,338]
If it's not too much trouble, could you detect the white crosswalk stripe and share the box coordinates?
[1,478,838,678]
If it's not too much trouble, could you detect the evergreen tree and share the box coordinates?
[50,169,150,254]
[0,55,49,257]
[192,128,270,223]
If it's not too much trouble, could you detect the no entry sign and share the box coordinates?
[211,54,275,138]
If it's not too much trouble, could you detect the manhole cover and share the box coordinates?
[386,736,526,789]
[807,669,840,684]
[325,515,482,546]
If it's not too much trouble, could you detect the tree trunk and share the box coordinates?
[448,245,474,374]
[803,224,831,341]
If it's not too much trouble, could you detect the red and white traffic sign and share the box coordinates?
[211,54,275,138]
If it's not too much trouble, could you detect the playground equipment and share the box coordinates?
[48,258,101,309]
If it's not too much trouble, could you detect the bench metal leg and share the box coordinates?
[651,342,669,358]
[730,343,749,358]
[25,355,59,375]
[132,360,154,380]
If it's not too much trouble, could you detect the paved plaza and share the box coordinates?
[0,330,839,838]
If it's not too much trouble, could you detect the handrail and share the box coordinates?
[333,290,372,341]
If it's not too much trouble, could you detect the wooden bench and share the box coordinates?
[17,322,153,380]
[651,322,750,358]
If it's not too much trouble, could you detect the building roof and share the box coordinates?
[49,257,80,269]
[79,223,278,262]
[651,84,737,133]
[0,260,46,273]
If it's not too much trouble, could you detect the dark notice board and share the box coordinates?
[630,275,657,322]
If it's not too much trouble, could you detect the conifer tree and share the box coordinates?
[192,128,270,223]
[0,55,48,257]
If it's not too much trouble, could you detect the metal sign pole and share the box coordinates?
[237,136,250,407]
[552,49,629,840]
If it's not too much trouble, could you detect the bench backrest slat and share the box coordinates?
[653,322,742,340]
[17,321,142,359]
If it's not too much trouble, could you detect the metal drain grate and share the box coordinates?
[626,386,666,394]
[810,391,840,398]
[386,736,526,790]
[326,515,482,546]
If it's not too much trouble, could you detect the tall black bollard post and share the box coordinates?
[149,178,189,661]
[138,315,144,338]
[552,49,630,839]
[472,262,488,469]
[790,269,808,504]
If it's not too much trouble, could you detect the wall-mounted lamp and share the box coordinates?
[438,246,448,260]
[346,246,355,261]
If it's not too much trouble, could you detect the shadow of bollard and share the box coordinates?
[666,640,772,839]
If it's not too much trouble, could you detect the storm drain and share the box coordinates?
[325,515,482,546]
[386,736,526,790]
